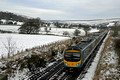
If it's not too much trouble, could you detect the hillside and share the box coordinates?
[0,11,28,22]
[49,18,120,26]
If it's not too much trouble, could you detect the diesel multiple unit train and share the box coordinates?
[63,30,108,72]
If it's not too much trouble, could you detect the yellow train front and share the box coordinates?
[63,46,82,72]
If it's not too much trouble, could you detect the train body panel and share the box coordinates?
[64,60,81,68]
[63,30,108,72]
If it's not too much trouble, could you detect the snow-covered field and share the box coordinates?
[40,27,86,36]
[0,25,86,36]
[59,19,119,25]
[0,25,20,32]
[0,33,69,58]
[0,25,99,36]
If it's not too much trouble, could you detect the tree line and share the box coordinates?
[19,18,41,34]
[0,11,28,22]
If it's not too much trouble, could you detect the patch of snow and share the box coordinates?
[0,25,20,32]
[0,62,6,68]
[1,19,6,24]
[107,23,115,27]
[47,62,55,67]
[17,22,23,25]
[8,68,29,80]
[50,23,56,28]
[105,71,110,75]
[88,28,99,33]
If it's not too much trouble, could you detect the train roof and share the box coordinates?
[75,31,105,50]
[76,38,93,50]
[66,46,80,51]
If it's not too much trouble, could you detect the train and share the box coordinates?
[63,30,108,72]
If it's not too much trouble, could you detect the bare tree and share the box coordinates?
[83,26,91,36]
[2,37,16,57]
[63,31,70,36]
[44,27,50,34]
[19,18,41,34]
[73,29,81,36]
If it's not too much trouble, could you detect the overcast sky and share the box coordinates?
[0,0,120,20]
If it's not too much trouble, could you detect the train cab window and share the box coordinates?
[64,52,80,62]
[64,52,72,57]
[73,53,80,57]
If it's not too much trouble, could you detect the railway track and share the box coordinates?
[27,59,64,80]
[39,61,64,80]
[27,32,108,80]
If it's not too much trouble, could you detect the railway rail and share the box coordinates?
[27,59,63,80]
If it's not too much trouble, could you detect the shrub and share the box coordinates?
[112,24,120,37]
[51,50,57,57]
[19,18,41,34]
[25,55,46,71]
[73,29,80,36]
[63,31,69,36]
[114,39,120,64]
[114,39,120,49]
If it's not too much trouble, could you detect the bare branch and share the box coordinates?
[1,36,17,57]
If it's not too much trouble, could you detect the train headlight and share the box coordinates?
[65,62,68,66]
[76,63,80,67]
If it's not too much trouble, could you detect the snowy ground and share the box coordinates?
[0,25,20,32]
[41,27,99,36]
[0,33,69,58]
[88,28,99,33]
[40,27,85,36]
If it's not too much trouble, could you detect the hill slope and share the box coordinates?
[0,11,28,22]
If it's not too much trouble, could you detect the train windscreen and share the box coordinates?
[64,52,80,62]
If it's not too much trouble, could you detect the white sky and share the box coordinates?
[0,0,120,20]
